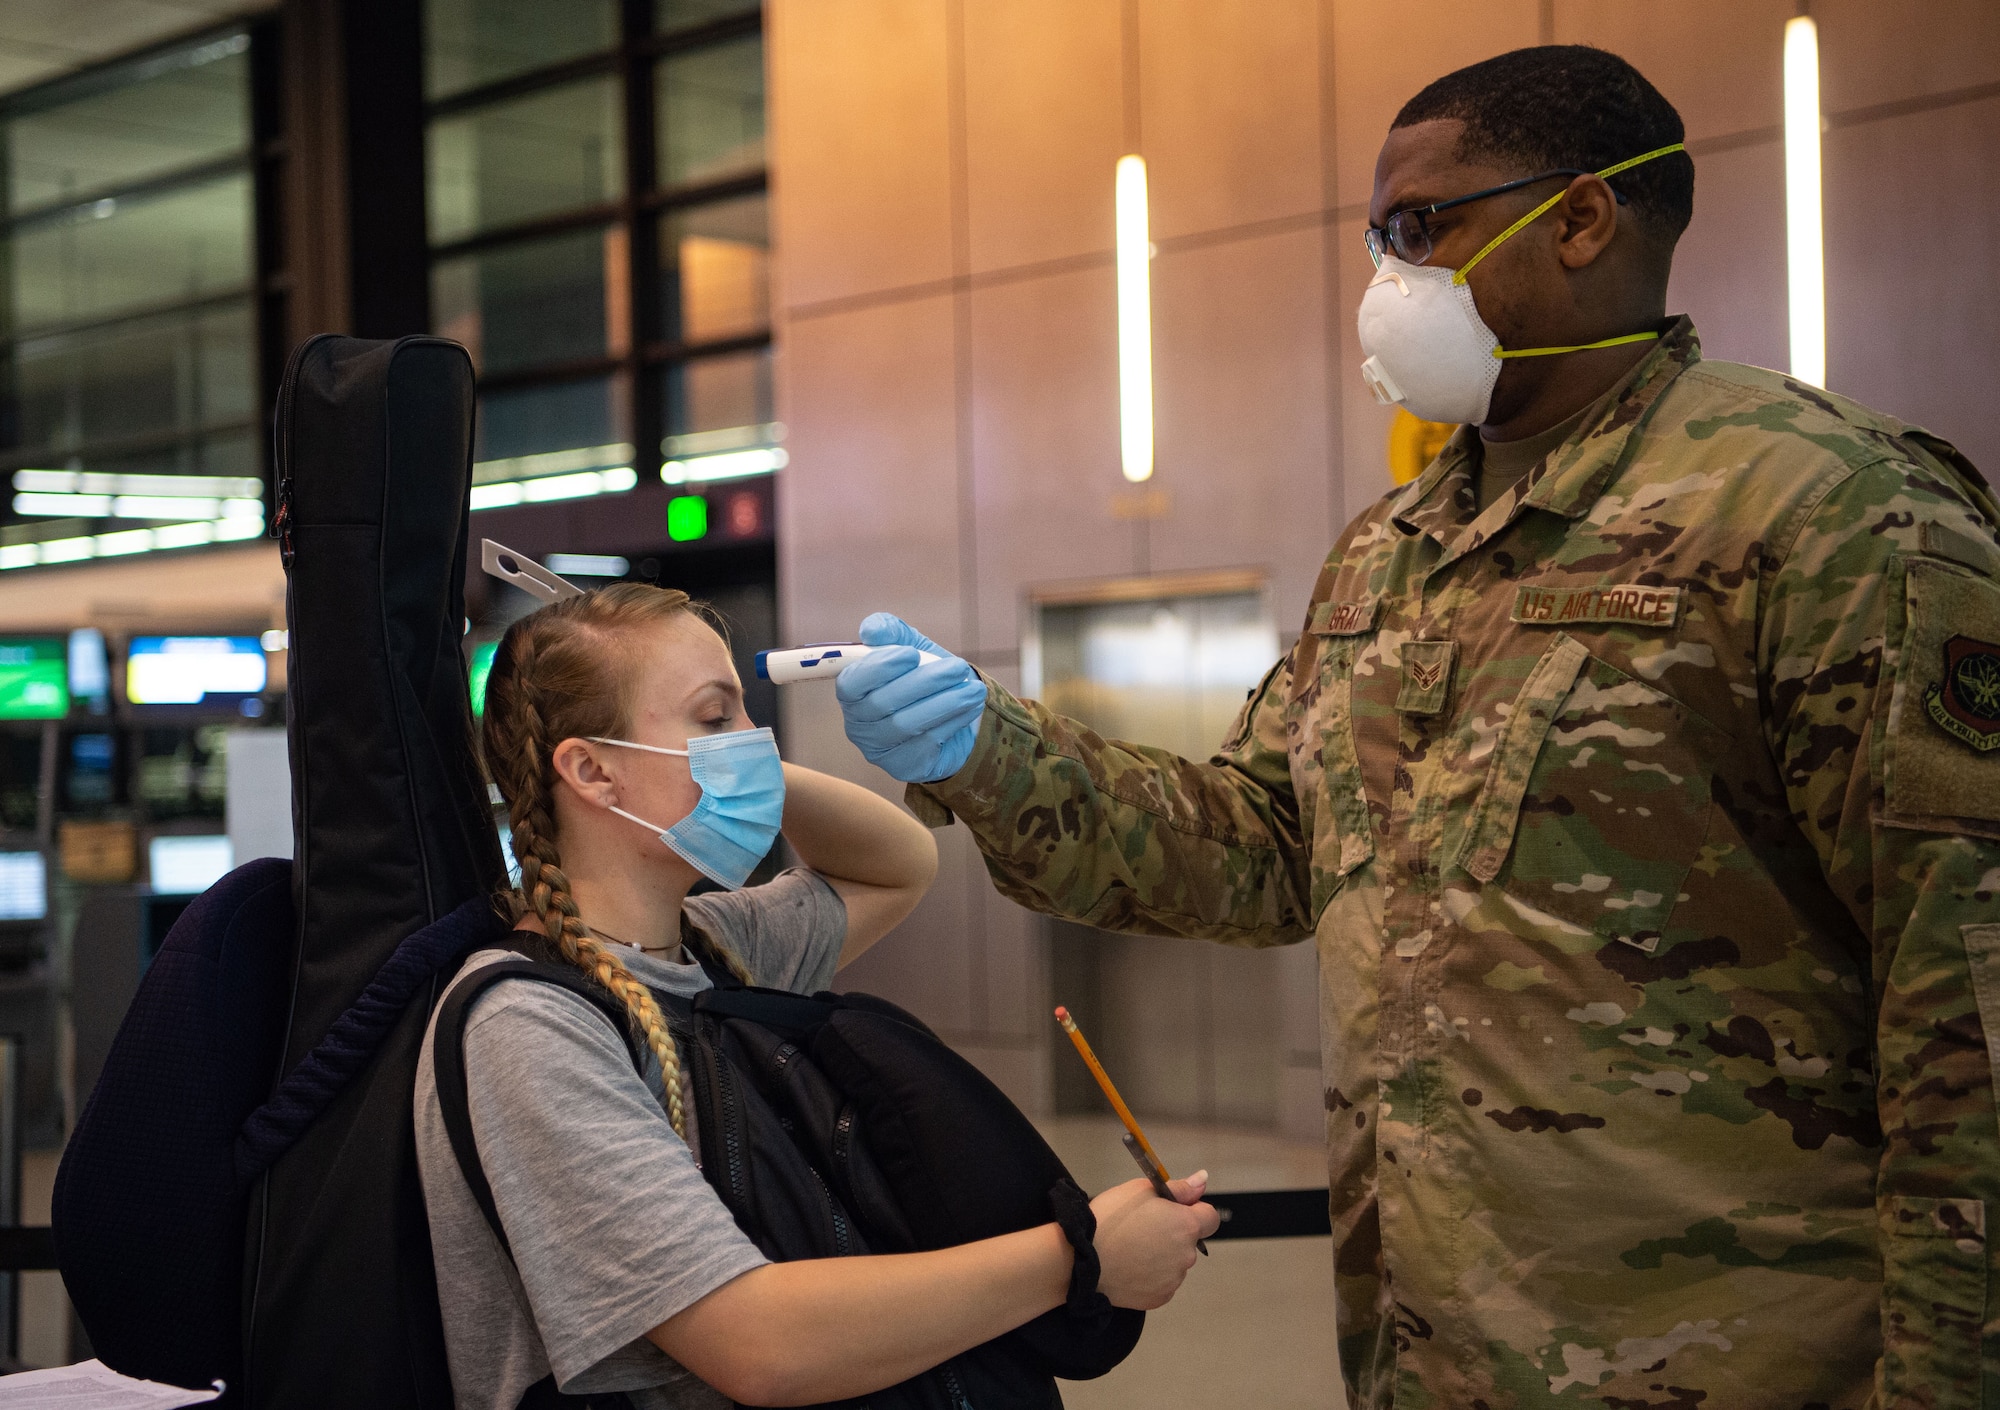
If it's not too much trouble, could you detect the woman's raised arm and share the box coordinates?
[778,762,938,963]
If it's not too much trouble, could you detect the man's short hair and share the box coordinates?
[1393,46,1695,242]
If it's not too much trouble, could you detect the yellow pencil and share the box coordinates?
[1054,1005,1208,1253]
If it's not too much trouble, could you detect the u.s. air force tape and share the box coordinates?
[1510,584,1681,629]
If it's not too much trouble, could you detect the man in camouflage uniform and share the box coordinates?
[836,47,2000,1407]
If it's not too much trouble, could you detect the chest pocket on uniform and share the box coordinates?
[1446,631,1724,950]
[1290,603,1377,923]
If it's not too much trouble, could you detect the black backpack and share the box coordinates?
[433,936,1144,1409]
[54,334,500,1407]
[52,870,501,1401]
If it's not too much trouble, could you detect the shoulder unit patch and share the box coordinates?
[1927,635,2000,752]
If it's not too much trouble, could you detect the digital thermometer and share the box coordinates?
[755,643,940,683]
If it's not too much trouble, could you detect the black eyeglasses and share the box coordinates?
[1365,168,1624,268]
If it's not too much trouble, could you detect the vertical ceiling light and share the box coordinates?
[1783,13,1825,387]
[1115,154,1154,483]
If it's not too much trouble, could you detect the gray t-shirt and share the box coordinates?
[414,869,847,1409]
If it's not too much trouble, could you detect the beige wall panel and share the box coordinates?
[1089,932,1281,1124]
[1146,225,1337,615]
[1331,1,1541,209]
[1815,0,2000,113]
[1136,0,1323,240]
[966,265,1125,651]
[778,294,964,654]
[780,707,884,835]
[1824,99,2000,471]
[1665,139,1788,374]
[1332,216,1399,517]
[1275,935,1321,1141]
[768,0,956,308]
[1553,0,1788,142]
[1276,938,1319,1067]
[837,825,981,1035]
[960,0,1124,274]
[976,869,1047,1041]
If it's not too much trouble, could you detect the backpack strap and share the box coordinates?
[431,938,646,1258]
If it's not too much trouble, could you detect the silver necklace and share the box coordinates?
[588,924,683,958]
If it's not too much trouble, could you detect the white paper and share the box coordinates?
[0,1361,222,1408]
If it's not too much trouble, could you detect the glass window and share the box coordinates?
[659,194,766,344]
[424,5,769,517]
[5,38,249,217]
[657,36,764,189]
[433,225,627,376]
[8,173,252,335]
[664,347,770,439]
[428,76,624,244]
[0,27,263,565]
[474,374,630,468]
[11,302,255,464]
[657,0,760,33]
[424,0,618,101]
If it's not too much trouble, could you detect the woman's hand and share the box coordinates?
[1089,1173,1219,1310]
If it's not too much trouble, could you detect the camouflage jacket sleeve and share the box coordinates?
[905,657,1314,946]
[1762,442,2000,1401]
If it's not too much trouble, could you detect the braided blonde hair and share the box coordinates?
[481,583,753,1139]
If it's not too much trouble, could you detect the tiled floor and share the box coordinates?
[1035,1116,1344,1410]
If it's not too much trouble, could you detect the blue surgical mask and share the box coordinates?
[589,726,785,889]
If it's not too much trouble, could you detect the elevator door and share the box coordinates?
[1031,583,1310,1130]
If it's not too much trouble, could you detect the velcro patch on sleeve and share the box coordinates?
[1885,557,2000,835]
[1511,584,1681,629]
[1311,598,1380,636]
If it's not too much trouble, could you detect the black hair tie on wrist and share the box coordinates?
[1048,1178,1114,1327]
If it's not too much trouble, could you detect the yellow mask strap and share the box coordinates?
[1494,330,1660,360]
[1451,142,1687,287]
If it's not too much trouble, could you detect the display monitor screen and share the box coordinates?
[149,835,233,895]
[469,641,497,718]
[67,628,109,703]
[127,637,267,707]
[0,853,48,922]
[0,638,69,719]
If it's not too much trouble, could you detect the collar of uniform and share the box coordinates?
[1388,424,1482,540]
[1520,316,1703,519]
[1389,316,1703,539]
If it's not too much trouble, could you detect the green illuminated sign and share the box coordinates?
[668,495,708,542]
[0,638,68,720]
[469,640,497,718]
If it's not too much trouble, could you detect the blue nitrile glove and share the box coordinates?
[835,614,987,783]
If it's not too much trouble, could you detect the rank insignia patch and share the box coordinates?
[1396,639,1456,715]
[1926,635,2000,752]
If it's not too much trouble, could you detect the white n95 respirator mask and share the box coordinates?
[1356,257,1505,426]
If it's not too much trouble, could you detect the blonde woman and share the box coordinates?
[413,584,1217,1409]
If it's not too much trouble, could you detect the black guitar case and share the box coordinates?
[243,334,505,1408]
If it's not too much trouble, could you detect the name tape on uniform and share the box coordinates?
[1311,599,1381,636]
[1511,584,1681,629]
